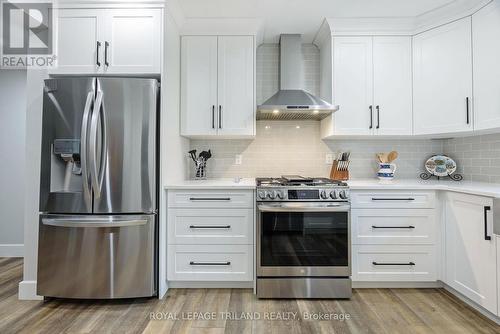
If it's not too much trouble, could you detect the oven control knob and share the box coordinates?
[268,191,276,199]
[320,190,328,199]
[258,190,267,199]
[330,190,337,199]
[339,190,347,199]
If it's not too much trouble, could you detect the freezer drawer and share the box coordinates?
[37,214,156,299]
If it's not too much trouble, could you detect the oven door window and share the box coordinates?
[260,211,348,267]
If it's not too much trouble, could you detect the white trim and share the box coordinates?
[444,284,500,325]
[167,281,253,289]
[353,281,443,289]
[18,280,43,300]
[0,244,24,258]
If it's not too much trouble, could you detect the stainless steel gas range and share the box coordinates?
[256,175,351,299]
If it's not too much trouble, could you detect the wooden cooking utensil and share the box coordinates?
[387,151,399,162]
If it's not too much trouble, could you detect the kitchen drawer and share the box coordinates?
[167,208,253,245]
[352,245,437,281]
[352,209,436,245]
[167,244,253,281]
[167,190,254,208]
[351,190,436,209]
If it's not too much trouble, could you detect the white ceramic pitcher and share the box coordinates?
[377,163,397,181]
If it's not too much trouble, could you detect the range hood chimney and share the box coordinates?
[257,34,338,121]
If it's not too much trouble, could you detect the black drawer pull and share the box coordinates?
[189,197,231,201]
[189,225,231,229]
[372,226,415,229]
[371,198,415,201]
[484,206,491,241]
[372,262,415,266]
[189,261,231,266]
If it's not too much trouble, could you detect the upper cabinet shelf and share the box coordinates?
[52,8,162,75]
[180,35,256,138]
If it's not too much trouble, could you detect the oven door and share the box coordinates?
[257,202,350,277]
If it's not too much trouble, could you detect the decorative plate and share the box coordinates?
[424,155,457,177]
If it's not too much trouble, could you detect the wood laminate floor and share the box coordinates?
[1,258,499,334]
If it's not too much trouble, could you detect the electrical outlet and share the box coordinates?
[326,154,334,164]
[235,154,242,165]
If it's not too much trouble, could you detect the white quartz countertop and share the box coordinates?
[347,179,500,199]
[164,178,256,190]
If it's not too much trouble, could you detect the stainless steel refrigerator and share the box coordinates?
[37,77,159,299]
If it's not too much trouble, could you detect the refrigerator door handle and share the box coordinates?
[42,217,147,228]
[89,90,104,198]
[80,91,94,210]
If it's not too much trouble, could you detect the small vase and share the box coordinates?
[378,163,397,181]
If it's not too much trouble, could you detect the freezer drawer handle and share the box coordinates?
[371,198,415,201]
[42,218,147,228]
[372,262,415,266]
[189,197,231,201]
[189,261,231,266]
[189,225,231,229]
[484,206,492,241]
[372,225,415,229]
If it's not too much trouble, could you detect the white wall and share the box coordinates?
[0,69,26,257]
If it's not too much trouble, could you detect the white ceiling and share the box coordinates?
[178,0,464,42]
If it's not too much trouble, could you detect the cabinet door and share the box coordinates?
[332,37,374,135]
[473,1,500,131]
[413,18,473,135]
[54,9,105,74]
[373,37,412,135]
[180,36,218,137]
[217,36,255,137]
[445,192,496,314]
[103,9,161,74]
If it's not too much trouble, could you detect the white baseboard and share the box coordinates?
[18,280,43,300]
[353,281,443,289]
[167,281,253,289]
[0,244,24,257]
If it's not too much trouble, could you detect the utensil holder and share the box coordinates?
[194,159,207,179]
[330,160,350,181]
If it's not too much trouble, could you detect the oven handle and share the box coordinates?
[257,204,350,212]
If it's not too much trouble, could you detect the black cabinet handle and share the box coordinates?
[212,105,215,129]
[466,97,470,124]
[376,105,380,129]
[104,41,109,67]
[218,105,222,129]
[484,206,491,241]
[96,41,101,66]
[189,225,231,229]
[372,262,415,266]
[190,261,231,266]
[189,197,231,201]
[369,106,373,129]
[371,198,415,201]
[372,226,415,229]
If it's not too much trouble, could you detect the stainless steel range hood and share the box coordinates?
[257,34,338,121]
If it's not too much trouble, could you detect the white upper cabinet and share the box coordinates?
[55,9,104,73]
[445,192,497,314]
[472,0,500,131]
[373,36,412,136]
[53,8,161,74]
[103,9,162,74]
[323,36,412,137]
[181,36,255,138]
[413,17,473,135]
[331,37,374,136]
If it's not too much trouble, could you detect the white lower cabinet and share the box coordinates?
[167,244,253,281]
[166,189,254,282]
[444,192,497,314]
[352,245,437,281]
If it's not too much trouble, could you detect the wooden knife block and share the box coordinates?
[330,160,349,181]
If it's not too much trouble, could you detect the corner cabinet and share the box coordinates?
[413,17,473,136]
[472,0,500,132]
[180,36,255,138]
[322,36,412,138]
[444,192,497,314]
[53,8,162,75]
